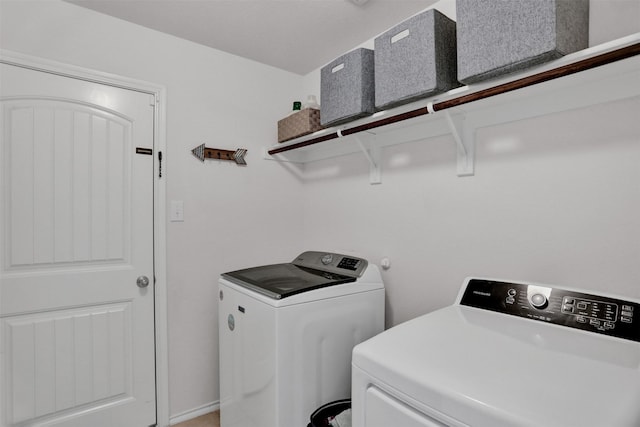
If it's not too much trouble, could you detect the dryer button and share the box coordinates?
[530,293,548,309]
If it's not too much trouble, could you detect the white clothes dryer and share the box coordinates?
[219,251,384,427]
[352,277,640,427]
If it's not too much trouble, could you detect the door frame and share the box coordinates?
[0,49,170,427]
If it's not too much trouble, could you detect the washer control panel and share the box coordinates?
[293,251,368,278]
[460,279,639,342]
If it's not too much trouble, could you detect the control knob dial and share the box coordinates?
[530,293,548,309]
[321,254,333,265]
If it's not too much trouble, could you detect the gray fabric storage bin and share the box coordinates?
[320,48,375,127]
[457,0,589,84]
[375,9,458,110]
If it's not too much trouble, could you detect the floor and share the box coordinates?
[173,411,220,427]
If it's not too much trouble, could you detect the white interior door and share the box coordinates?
[0,62,156,427]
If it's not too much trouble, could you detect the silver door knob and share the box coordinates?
[137,275,150,288]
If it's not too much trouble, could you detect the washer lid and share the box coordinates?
[221,252,367,299]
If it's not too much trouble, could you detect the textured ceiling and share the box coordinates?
[65,0,437,75]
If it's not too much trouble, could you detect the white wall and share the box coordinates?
[0,0,305,419]
[300,98,640,326]
[2,0,640,422]
[300,0,640,326]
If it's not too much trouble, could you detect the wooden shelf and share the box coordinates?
[265,34,640,183]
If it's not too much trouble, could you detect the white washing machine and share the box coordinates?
[352,277,640,427]
[219,251,385,427]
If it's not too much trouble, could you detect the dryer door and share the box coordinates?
[364,386,453,427]
[352,365,467,427]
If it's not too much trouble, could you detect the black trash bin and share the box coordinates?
[307,399,351,427]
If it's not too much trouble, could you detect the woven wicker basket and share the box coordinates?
[277,108,323,143]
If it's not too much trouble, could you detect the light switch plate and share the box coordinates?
[170,200,184,222]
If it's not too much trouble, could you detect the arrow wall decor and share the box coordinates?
[191,143,248,165]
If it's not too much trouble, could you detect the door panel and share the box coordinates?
[5,101,131,269]
[0,63,155,427]
[4,303,131,424]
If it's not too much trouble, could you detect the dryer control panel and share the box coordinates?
[460,279,640,342]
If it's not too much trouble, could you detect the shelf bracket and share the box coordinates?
[443,111,475,176]
[352,134,382,184]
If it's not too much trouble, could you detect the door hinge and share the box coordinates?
[158,151,163,178]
